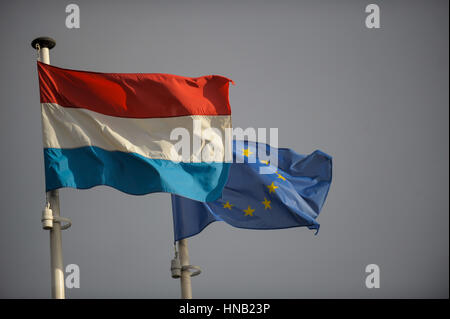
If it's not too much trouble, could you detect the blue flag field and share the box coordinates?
[171,140,332,241]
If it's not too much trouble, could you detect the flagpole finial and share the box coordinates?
[31,37,56,50]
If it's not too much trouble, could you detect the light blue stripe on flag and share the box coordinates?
[44,146,231,202]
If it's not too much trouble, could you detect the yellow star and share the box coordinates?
[267,182,279,194]
[243,205,255,216]
[242,148,253,157]
[260,160,269,165]
[262,198,271,210]
[222,201,233,210]
[276,173,286,181]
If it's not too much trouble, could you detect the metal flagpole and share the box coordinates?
[171,238,202,299]
[46,190,65,299]
[178,239,193,299]
[32,37,71,299]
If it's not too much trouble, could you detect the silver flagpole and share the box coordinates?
[32,37,69,299]
[178,239,193,299]
[46,190,65,299]
[171,237,202,298]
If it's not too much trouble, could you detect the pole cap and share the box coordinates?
[31,37,56,50]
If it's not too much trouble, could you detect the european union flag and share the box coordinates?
[171,140,332,241]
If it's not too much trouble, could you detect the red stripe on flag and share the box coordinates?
[37,62,232,118]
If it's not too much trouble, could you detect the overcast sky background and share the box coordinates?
[0,0,448,298]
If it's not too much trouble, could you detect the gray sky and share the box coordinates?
[0,0,448,298]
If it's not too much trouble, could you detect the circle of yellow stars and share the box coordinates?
[219,149,288,217]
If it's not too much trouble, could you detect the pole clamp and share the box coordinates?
[181,265,202,277]
[171,253,182,278]
[41,204,72,230]
[170,249,202,278]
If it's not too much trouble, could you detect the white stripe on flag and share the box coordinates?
[41,103,231,162]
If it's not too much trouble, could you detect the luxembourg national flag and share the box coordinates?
[37,61,233,202]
